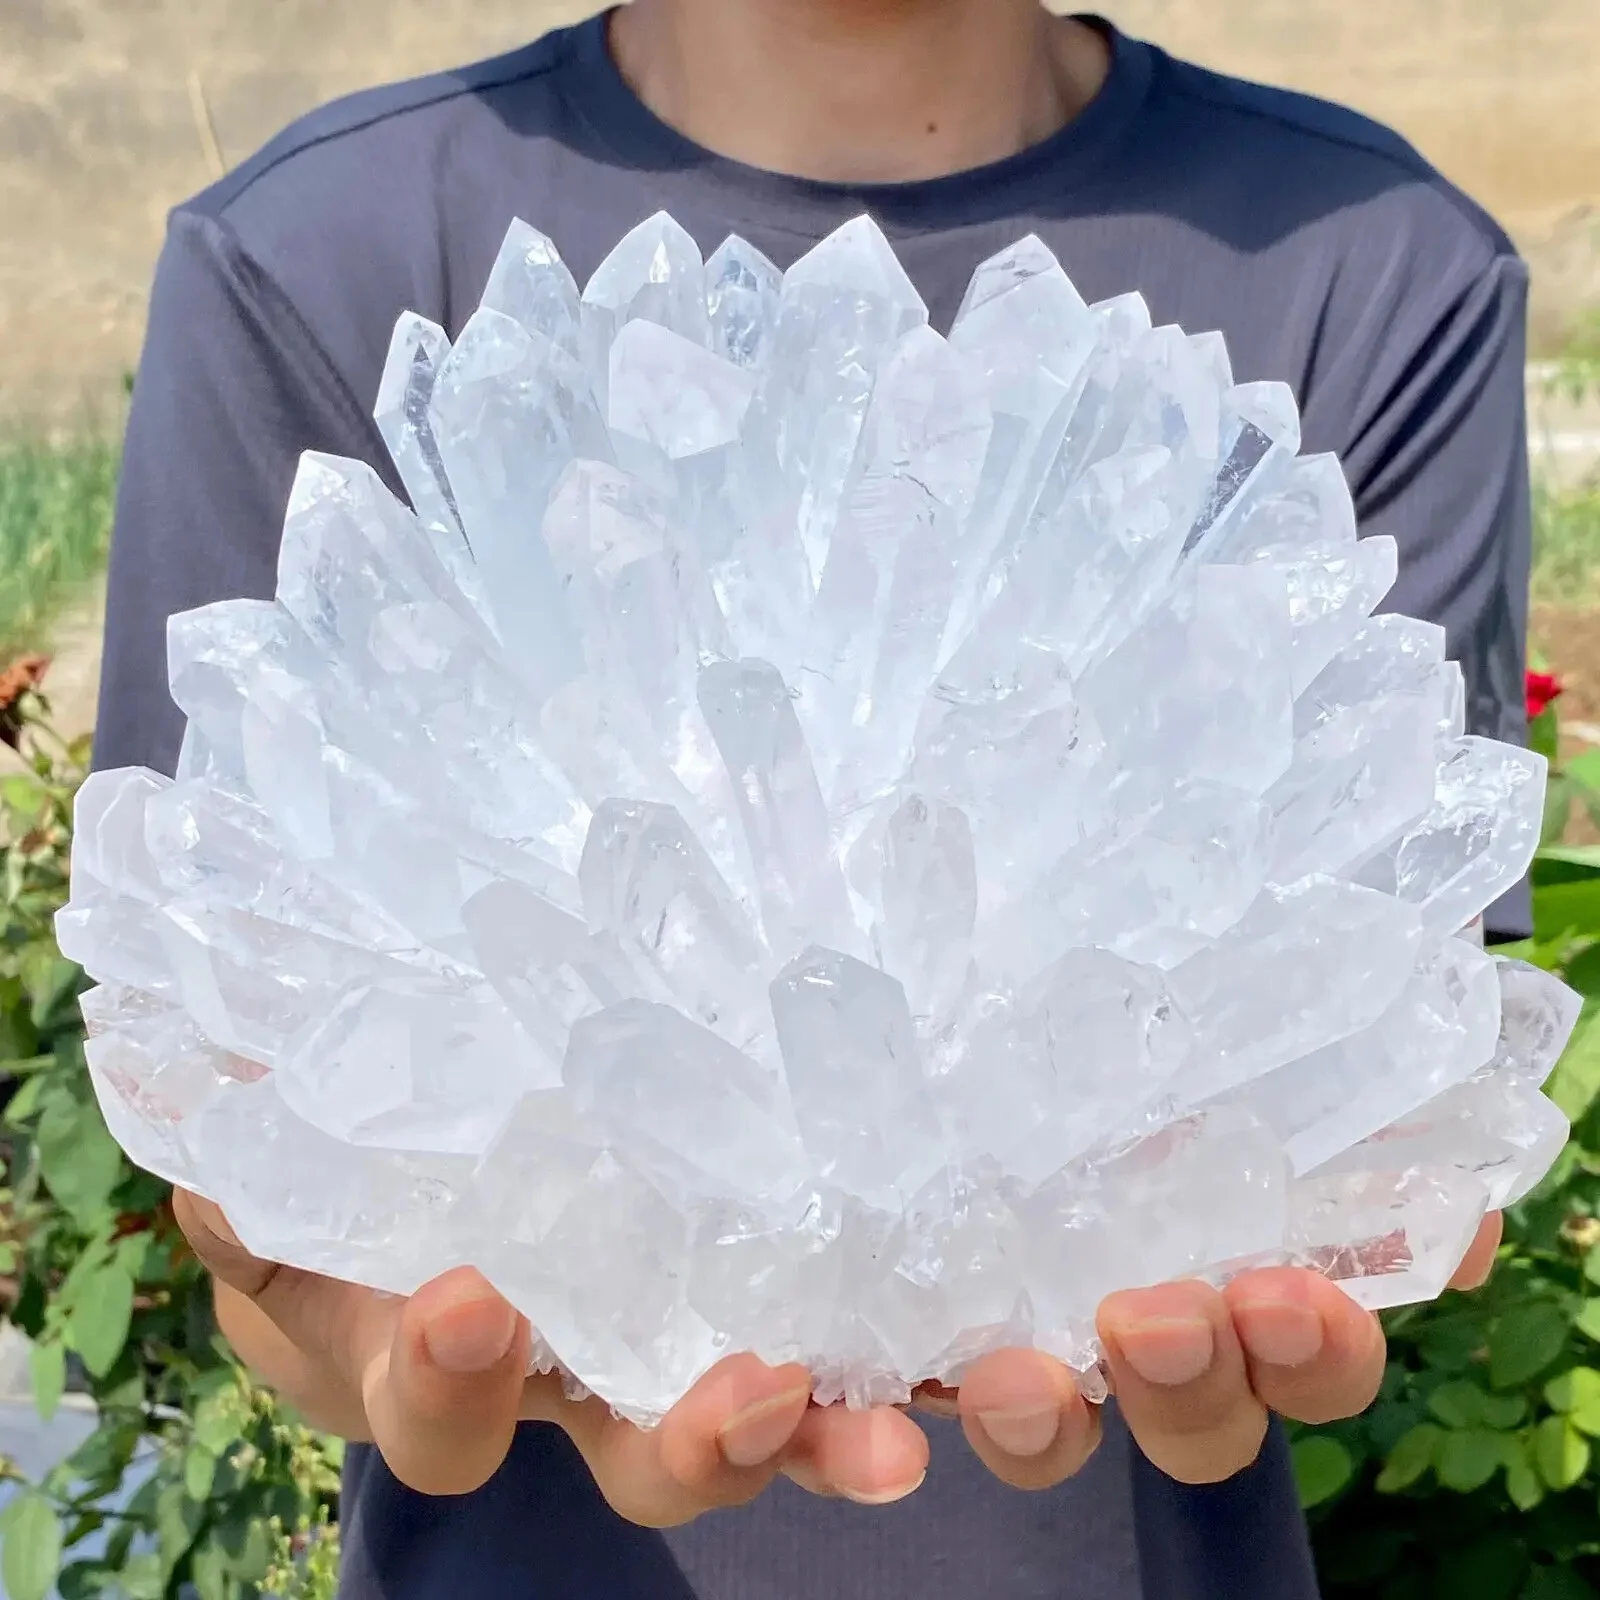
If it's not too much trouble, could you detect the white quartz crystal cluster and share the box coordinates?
[61,215,1576,1423]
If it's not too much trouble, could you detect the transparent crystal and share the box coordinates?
[706,235,782,369]
[63,216,1569,1423]
[770,948,946,1209]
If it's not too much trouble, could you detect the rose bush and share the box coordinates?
[0,669,340,1600]
[1298,671,1600,1600]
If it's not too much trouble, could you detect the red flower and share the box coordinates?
[0,654,50,750]
[1527,670,1564,723]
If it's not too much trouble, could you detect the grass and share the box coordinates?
[0,431,119,656]
[1531,313,1600,606]
[1532,476,1600,607]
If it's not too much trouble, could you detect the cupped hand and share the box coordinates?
[172,1191,929,1527]
[948,1212,1504,1489]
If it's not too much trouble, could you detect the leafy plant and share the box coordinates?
[1300,677,1600,1599]
[0,672,341,1600]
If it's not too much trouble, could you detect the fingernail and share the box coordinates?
[841,1471,926,1506]
[718,1386,811,1468]
[1234,1300,1324,1367]
[422,1297,519,1373]
[1115,1316,1215,1386]
[977,1405,1062,1458]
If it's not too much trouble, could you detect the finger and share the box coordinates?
[176,1191,527,1495]
[1223,1268,1386,1425]
[526,1355,812,1527]
[363,1266,531,1496]
[955,1348,1102,1490]
[1099,1280,1267,1485]
[173,1189,376,1377]
[783,1402,930,1506]
[172,1189,280,1299]
[1448,1213,1503,1291]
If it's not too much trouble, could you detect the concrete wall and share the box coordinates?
[4,0,1597,419]
[1103,0,1600,350]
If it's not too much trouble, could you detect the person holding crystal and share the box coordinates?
[97,2,1529,1597]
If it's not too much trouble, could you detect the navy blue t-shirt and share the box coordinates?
[97,12,1534,1599]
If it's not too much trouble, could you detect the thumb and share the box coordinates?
[174,1190,528,1496]
[361,1265,533,1496]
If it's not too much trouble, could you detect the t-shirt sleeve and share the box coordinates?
[1334,251,1534,939]
[94,208,392,777]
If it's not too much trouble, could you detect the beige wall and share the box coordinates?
[1104,0,1600,349]
[4,0,1597,420]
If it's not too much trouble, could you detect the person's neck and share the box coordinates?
[606,1,1111,184]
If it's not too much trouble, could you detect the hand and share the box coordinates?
[172,1192,929,1526]
[944,1213,1504,1489]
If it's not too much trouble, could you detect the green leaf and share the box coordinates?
[189,1539,233,1600]
[1543,774,1574,848]
[192,1389,241,1456]
[1545,1366,1600,1434]
[1567,944,1600,1000]
[1429,1379,1488,1427]
[28,1339,64,1423]
[1436,1428,1509,1492]
[183,1444,217,1501]
[211,1507,274,1581]
[1550,1006,1600,1121]
[1545,1366,1600,1411]
[65,1416,139,1491]
[34,1092,123,1224]
[0,774,45,818]
[1418,1310,1491,1372]
[116,1550,165,1600]
[1567,751,1600,796]
[1427,1379,1525,1430]
[1375,1422,1443,1492]
[1535,1415,1592,1490]
[23,955,80,1031]
[1539,844,1600,874]
[155,1481,203,1576]
[1480,1392,1530,1429]
[1531,702,1562,762]
[0,1492,62,1600]
[1291,1434,1354,1508]
[2,1073,46,1127]
[1536,879,1600,943]
[65,1259,136,1378]
[1507,1446,1546,1510]
[56,1561,111,1600]
[1490,1302,1573,1389]
[1577,1301,1600,1346]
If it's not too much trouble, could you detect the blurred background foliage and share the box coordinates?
[0,684,340,1600]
